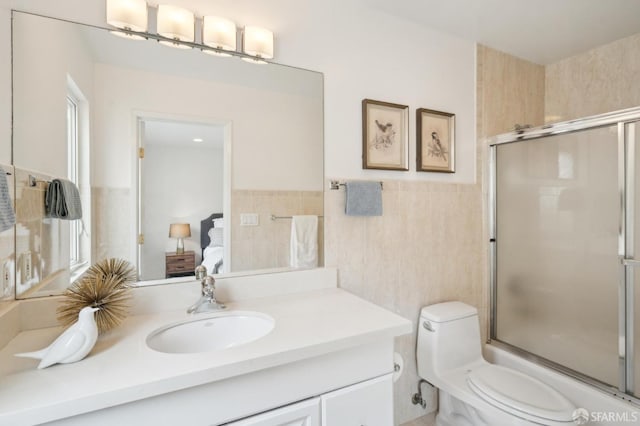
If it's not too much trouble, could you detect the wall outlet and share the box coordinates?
[1,259,10,297]
[240,213,259,227]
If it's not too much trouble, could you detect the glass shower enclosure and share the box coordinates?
[489,107,640,401]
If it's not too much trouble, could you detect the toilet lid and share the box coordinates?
[467,364,575,423]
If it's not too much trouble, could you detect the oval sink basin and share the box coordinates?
[146,312,275,354]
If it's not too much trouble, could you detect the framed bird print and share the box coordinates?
[362,99,409,171]
[416,108,455,173]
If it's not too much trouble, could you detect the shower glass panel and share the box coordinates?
[633,121,640,398]
[495,125,619,386]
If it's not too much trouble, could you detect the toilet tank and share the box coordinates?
[417,302,483,382]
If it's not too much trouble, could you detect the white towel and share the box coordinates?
[290,215,318,269]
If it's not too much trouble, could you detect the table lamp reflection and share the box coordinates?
[169,223,191,254]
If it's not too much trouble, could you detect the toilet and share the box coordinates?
[416,301,577,426]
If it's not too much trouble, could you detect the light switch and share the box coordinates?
[22,251,32,281]
[240,213,259,226]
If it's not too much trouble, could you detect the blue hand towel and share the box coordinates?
[345,181,382,216]
[0,166,16,232]
[45,179,83,220]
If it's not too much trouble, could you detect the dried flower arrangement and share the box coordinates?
[57,258,136,334]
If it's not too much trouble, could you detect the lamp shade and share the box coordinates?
[203,16,236,56]
[243,26,274,59]
[106,0,148,32]
[169,223,191,238]
[157,4,194,47]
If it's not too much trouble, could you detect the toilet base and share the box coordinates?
[435,389,548,426]
[436,390,488,426]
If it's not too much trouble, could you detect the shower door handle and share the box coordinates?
[622,259,640,267]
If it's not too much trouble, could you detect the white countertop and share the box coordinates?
[0,288,411,425]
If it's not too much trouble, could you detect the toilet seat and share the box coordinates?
[467,364,575,424]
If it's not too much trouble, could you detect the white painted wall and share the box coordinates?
[0,7,10,165]
[92,62,321,191]
[11,11,94,176]
[1,0,476,185]
[141,142,223,280]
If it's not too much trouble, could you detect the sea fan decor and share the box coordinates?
[57,258,136,334]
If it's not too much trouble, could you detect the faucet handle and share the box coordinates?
[195,265,207,280]
[202,276,216,297]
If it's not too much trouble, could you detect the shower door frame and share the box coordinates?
[488,106,640,404]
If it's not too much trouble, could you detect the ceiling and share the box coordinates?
[144,120,225,149]
[368,0,640,64]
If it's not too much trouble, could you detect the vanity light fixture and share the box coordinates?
[193,138,203,143]
[157,4,195,49]
[242,26,274,64]
[104,0,274,62]
[202,16,237,57]
[106,0,148,39]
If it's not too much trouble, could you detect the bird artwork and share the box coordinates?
[15,306,100,369]
[427,131,448,161]
[372,119,396,150]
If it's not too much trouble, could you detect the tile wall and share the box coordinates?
[546,33,640,122]
[92,187,132,263]
[324,179,483,422]
[324,45,545,425]
[0,165,14,302]
[231,190,324,272]
[13,168,70,298]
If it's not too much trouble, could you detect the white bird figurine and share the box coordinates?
[15,306,100,369]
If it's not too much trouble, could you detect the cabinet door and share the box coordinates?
[320,374,393,426]
[225,398,320,426]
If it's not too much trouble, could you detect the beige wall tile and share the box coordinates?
[92,187,132,263]
[0,167,14,301]
[477,45,546,138]
[324,179,484,424]
[230,189,323,272]
[546,33,640,122]
[14,169,70,298]
[400,413,436,426]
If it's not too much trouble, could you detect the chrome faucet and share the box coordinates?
[187,265,226,314]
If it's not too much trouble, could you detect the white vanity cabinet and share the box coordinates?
[225,398,320,426]
[225,375,393,426]
[0,284,412,426]
[320,374,393,426]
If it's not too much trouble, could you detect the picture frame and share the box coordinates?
[362,99,409,171]
[416,108,455,173]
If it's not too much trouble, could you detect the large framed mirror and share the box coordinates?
[11,11,324,298]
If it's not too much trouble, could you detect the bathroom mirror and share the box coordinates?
[11,11,324,298]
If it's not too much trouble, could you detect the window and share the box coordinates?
[66,75,90,275]
[66,95,81,267]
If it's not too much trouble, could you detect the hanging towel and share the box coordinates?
[45,179,82,220]
[290,215,318,268]
[0,167,16,232]
[345,181,382,216]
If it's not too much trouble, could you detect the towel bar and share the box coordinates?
[330,180,383,190]
[271,214,324,221]
[29,175,50,187]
